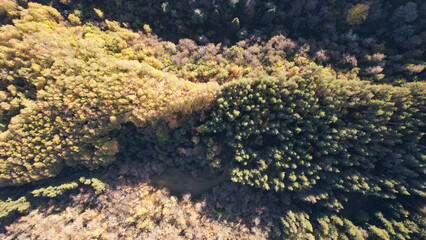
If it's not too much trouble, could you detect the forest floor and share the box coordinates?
[150,167,228,197]
[0,160,283,239]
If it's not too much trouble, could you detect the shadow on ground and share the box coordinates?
[0,159,286,239]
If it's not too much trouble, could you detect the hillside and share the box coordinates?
[0,1,425,239]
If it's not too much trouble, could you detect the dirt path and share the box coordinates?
[150,168,229,196]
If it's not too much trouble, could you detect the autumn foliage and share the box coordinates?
[0,2,218,186]
[0,1,424,239]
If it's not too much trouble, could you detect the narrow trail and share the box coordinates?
[150,163,231,196]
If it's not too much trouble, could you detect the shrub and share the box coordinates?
[79,177,108,194]
[0,197,30,223]
[31,181,79,198]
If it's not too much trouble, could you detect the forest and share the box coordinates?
[0,0,424,239]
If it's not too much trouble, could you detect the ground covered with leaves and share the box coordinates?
[1,161,281,239]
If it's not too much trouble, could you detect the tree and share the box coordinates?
[346,4,370,25]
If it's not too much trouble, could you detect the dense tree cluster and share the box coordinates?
[0,2,217,186]
[199,67,425,238]
[166,35,301,84]
[202,66,425,198]
[31,0,425,83]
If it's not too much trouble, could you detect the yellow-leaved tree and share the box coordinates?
[0,2,218,186]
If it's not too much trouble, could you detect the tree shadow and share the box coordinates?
[0,158,287,239]
[32,0,271,44]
